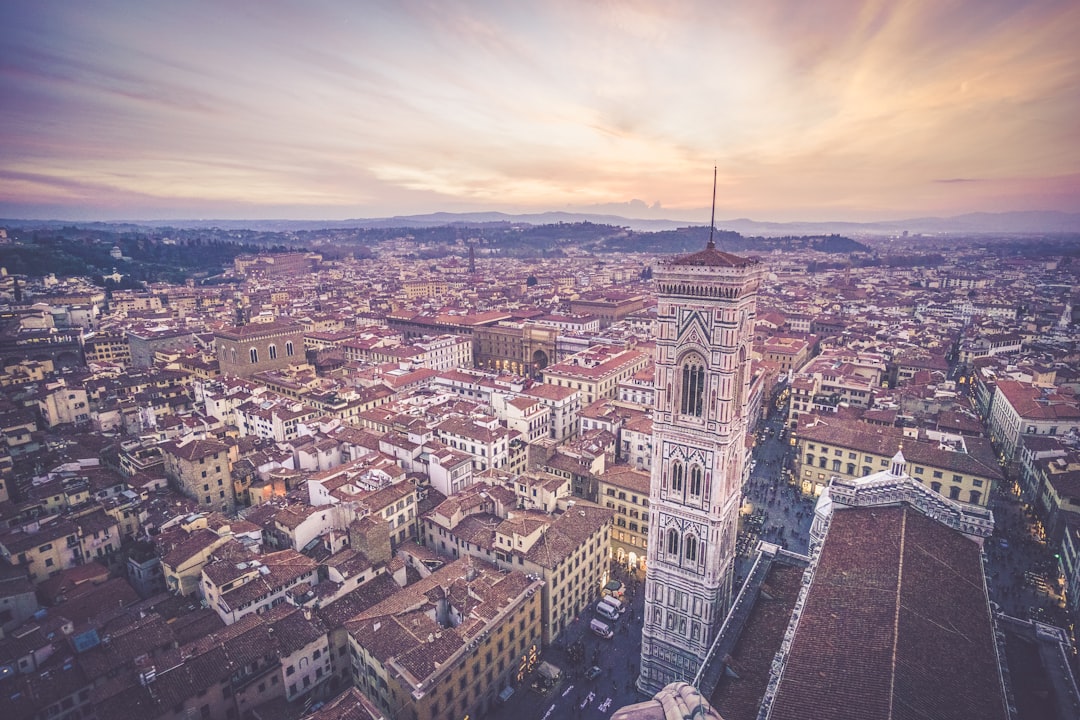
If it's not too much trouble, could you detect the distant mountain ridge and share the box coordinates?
[2,210,1078,235]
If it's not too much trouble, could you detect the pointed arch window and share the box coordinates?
[680,355,706,417]
[670,462,684,494]
[689,465,703,497]
[684,534,698,564]
[666,528,680,557]
[268,344,277,360]
[249,347,259,364]
[286,341,294,357]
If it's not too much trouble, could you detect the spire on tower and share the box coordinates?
[707,166,717,250]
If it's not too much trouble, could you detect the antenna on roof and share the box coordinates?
[707,166,717,250]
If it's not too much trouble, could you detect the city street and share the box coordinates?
[736,415,814,583]
[984,492,1071,628]
[487,566,648,720]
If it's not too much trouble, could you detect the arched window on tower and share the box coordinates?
[268,344,277,360]
[670,461,684,494]
[684,534,698,564]
[286,341,294,357]
[249,347,259,364]
[689,465,703,497]
[667,528,680,557]
[679,355,706,417]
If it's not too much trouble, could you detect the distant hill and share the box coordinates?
[2,210,1077,236]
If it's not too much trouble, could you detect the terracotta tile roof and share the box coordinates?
[668,245,757,267]
[710,562,808,720]
[768,506,1007,720]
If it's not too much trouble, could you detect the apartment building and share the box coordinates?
[542,346,650,406]
[344,557,544,720]
[421,490,613,644]
[988,379,1080,463]
[597,465,651,568]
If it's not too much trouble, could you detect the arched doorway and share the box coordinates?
[532,349,549,371]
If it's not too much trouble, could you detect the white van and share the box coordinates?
[595,600,618,621]
[590,618,613,639]
[601,595,624,614]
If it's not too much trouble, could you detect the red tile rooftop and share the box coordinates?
[711,562,806,720]
[767,506,1007,720]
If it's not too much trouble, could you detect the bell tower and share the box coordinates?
[638,179,763,694]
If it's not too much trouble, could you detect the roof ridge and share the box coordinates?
[887,507,908,720]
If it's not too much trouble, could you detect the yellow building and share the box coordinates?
[794,414,1002,505]
[598,465,651,569]
[345,557,544,720]
[0,516,82,583]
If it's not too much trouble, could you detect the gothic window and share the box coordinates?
[666,528,680,557]
[689,465,703,497]
[250,347,259,364]
[268,344,277,360]
[679,355,706,417]
[670,462,684,494]
[286,341,294,357]
[684,534,698,564]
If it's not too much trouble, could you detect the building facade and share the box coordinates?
[638,240,762,695]
[214,320,305,378]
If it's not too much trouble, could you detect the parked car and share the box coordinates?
[585,665,602,680]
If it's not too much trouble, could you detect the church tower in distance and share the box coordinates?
[637,233,763,695]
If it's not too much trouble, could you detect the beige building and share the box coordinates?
[83,332,133,367]
[568,293,645,328]
[542,345,651,406]
[0,516,83,583]
[474,321,558,375]
[37,379,90,428]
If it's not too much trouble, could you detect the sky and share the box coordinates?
[1,0,1079,223]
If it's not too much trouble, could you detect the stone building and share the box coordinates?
[214,320,305,378]
[161,437,236,514]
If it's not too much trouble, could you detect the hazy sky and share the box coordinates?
[2,1,1079,222]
